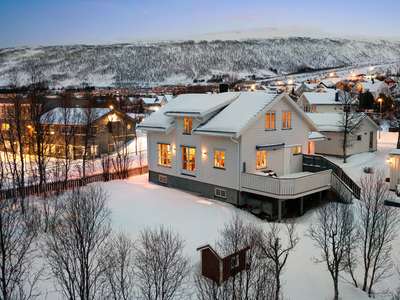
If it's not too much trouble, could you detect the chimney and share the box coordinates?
[219,84,228,93]
[335,91,339,102]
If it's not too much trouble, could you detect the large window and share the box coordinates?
[266,112,275,129]
[184,118,193,133]
[158,144,171,167]
[214,150,225,169]
[282,111,291,129]
[182,147,195,171]
[61,126,72,135]
[256,150,266,168]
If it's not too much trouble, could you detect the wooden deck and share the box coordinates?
[241,169,353,203]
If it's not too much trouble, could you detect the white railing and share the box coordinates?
[331,173,353,203]
[241,170,332,197]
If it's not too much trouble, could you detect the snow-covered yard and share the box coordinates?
[99,131,400,300]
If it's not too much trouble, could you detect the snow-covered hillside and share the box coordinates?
[0,36,399,88]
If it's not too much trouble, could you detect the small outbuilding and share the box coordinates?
[196,244,250,285]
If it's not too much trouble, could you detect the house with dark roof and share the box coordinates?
[138,91,356,220]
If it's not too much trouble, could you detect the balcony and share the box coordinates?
[241,170,353,203]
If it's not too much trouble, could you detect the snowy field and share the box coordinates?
[36,130,400,299]
[88,131,399,300]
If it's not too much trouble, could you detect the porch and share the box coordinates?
[241,156,357,221]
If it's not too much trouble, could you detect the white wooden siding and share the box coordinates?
[201,135,239,190]
[315,119,378,157]
[241,99,310,176]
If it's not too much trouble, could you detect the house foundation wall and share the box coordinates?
[149,170,243,205]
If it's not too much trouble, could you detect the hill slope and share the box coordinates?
[0,37,399,88]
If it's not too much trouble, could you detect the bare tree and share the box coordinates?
[195,214,275,300]
[356,171,399,296]
[59,92,78,187]
[110,113,134,179]
[336,91,360,163]
[0,197,42,300]
[0,96,31,205]
[307,201,355,300]
[134,225,191,300]
[100,231,136,300]
[43,185,112,300]
[258,220,299,300]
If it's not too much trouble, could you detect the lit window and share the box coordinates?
[108,144,115,153]
[257,150,266,168]
[91,145,98,155]
[184,118,193,133]
[1,123,10,131]
[266,112,275,129]
[214,150,225,168]
[282,112,291,128]
[182,147,195,171]
[158,144,171,167]
[293,146,302,155]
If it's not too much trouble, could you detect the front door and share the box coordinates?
[283,147,291,175]
[369,132,373,149]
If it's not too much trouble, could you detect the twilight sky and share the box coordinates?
[1,0,399,48]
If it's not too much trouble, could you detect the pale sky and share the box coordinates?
[1,0,399,48]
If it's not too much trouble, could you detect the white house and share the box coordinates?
[138,91,356,220]
[351,79,391,100]
[298,90,356,113]
[306,113,380,157]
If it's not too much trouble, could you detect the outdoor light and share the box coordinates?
[386,158,392,164]
[109,105,114,110]
[202,150,207,156]
[251,85,255,90]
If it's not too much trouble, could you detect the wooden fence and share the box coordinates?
[0,165,148,200]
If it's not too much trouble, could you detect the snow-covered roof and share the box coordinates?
[319,80,335,88]
[41,108,111,125]
[301,90,354,106]
[307,113,367,132]
[194,92,277,136]
[309,131,326,141]
[141,97,160,105]
[390,149,400,156]
[354,79,385,93]
[163,92,240,117]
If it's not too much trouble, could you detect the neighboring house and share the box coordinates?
[306,113,380,157]
[140,97,163,108]
[384,76,400,87]
[297,90,356,113]
[296,83,319,97]
[196,244,250,285]
[41,108,137,159]
[351,79,391,100]
[138,91,354,220]
[388,149,400,191]
[308,132,326,154]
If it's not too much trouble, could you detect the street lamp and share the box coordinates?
[378,98,382,116]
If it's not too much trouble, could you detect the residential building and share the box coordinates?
[138,91,355,220]
[306,113,380,157]
[41,107,137,159]
[351,79,391,100]
[297,90,356,113]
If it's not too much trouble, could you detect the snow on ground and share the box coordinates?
[36,129,400,299]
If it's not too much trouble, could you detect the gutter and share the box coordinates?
[230,136,240,207]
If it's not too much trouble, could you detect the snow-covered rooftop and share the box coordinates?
[194,91,278,136]
[309,131,326,141]
[307,113,367,132]
[141,97,160,105]
[163,92,240,117]
[302,90,354,106]
[41,108,111,125]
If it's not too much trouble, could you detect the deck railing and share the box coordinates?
[241,170,332,197]
[241,170,353,203]
[303,154,361,199]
